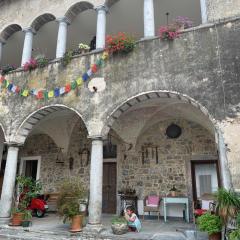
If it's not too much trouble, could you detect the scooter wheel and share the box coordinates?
[35,209,45,218]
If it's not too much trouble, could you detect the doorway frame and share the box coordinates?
[191,160,221,201]
[19,156,41,180]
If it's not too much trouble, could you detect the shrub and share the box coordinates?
[106,32,136,54]
[197,213,222,235]
[229,229,240,240]
[111,216,127,225]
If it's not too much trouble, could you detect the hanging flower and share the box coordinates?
[23,58,38,72]
[159,24,180,41]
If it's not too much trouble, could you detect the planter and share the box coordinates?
[11,213,24,226]
[70,215,83,232]
[111,223,128,235]
[209,232,221,240]
[22,220,31,227]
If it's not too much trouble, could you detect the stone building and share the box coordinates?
[0,0,239,228]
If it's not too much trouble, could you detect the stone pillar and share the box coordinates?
[56,17,70,59]
[88,137,103,225]
[200,0,208,24]
[144,0,155,38]
[96,5,108,50]
[0,145,19,221]
[0,41,4,64]
[217,129,232,189]
[21,28,35,66]
[0,142,4,173]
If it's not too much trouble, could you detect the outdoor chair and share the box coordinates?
[143,195,161,221]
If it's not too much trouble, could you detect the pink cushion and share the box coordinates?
[147,196,159,206]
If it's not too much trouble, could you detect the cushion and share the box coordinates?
[147,196,159,207]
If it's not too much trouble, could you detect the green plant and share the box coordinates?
[61,51,73,67]
[215,188,240,224]
[23,210,32,221]
[36,55,49,68]
[197,213,222,235]
[229,229,240,240]
[56,178,86,223]
[1,65,16,75]
[111,216,127,225]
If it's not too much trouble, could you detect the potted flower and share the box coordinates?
[111,216,128,235]
[173,16,193,30]
[197,213,222,240]
[56,178,87,232]
[159,24,180,41]
[106,32,136,54]
[22,210,32,228]
[23,58,37,72]
[11,203,26,226]
[78,43,90,54]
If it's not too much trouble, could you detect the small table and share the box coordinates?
[163,197,189,223]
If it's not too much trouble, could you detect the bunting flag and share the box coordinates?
[0,51,109,100]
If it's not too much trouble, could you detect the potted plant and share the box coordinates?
[197,212,222,240]
[22,210,32,228]
[106,32,136,55]
[169,185,178,197]
[56,178,87,232]
[35,55,49,68]
[11,204,26,226]
[111,216,128,235]
[78,43,90,54]
[23,58,37,72]
[159,24,180,41]
[173,16,193,30]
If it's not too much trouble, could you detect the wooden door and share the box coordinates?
[102,163,116,213]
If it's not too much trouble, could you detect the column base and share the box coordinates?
[0,217,10,225]
[84,223,105,234]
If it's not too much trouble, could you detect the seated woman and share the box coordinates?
[124,206,142,232]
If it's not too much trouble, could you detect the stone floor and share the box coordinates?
[0,213,208,240]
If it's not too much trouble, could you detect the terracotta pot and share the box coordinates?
[11,212,24,226]
[209,232,221,240]
[70,215,83,232]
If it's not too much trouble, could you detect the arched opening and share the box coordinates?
[15,105,90,197]
[30,13,58,61]
[101,91,224,219]
[65,1,96,52]
[106,0,202,39]
[0,24,24,68]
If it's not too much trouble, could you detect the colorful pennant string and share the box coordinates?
[0,51,109,100]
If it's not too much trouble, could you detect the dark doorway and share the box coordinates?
[191,160,220,202]
[24,160,38,180]
[102,162,117,213]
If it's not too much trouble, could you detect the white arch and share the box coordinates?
[13,104,88,144]
[30,13,56,32]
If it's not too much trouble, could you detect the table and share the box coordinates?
[119,194,138,216]
[163,197,189,222]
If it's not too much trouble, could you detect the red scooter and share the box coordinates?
[27,195,48,218]
[19,190,48,218]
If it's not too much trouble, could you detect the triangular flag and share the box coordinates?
[8,83,13,91]
[48,90,54,98]
[11,85,17,93]
[76,77,83,86]
[71,81,77,90]
[21,89,29,97]
[0,76,5,83]
[44,91,48,100]
[91,64,98,73]
[87,69,92,77]
[82,73,89,82]
[37,91,43,99]
[54,88,60,97]
[65,84,71,93]
[15,86,20,94]
[60,87,65,95]
[96,59,103,67]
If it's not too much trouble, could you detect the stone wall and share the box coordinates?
[19,119,90,192]
[207,0,240,22]
[116,119,217,198]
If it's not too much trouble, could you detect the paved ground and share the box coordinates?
[0,213,208,240]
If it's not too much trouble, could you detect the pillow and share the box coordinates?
[147,196,159,206]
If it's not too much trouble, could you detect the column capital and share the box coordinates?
[23,27,36,35]
[88,135,104,141]
[56,17,71,25]
[4,142,22,148]
[95,4,109,13]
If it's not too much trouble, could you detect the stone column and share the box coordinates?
[0,145,19,221]
[217,129,232,189]
[0,142,4,173]
[56,17,70,59]
[88,137,103,225]
[144,0,155,38]
[96,5,108,50]
[21,28,35,66]
[200,0,208,24]
[0,40,5,64]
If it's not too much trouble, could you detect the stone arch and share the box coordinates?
[0,24,22,42]
[65,1,94,23]
[105,0,119,8]
[30,13,56,32]
[13,104,88,145]
[101,90,217,137]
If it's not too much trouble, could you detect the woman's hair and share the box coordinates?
[126,205,135,213]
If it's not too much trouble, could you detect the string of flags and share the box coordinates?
[0,51,109,100]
